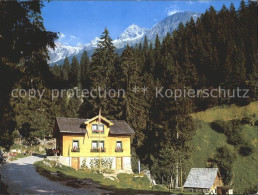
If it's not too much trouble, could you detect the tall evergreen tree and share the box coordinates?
[120,45,148,151]
[69,56,80,87]
[62,57,70,81]
[80,28,118,118]
[89,28,116,89]
[80,51,90,88]
[0,1,57,147]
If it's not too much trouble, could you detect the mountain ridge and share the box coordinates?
[48,11,201,65]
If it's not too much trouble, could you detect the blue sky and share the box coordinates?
[42,1,241,46]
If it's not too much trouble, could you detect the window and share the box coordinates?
[92,141,98,149]
[92,124,104,133]
[91,141,105,152]
[99,141,104,149]
[71,140,80,152]
[115,141,123,152]
[116,141,122,149]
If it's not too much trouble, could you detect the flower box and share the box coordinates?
[71,148,80,152]
[115,148,123,152]
[92,130,104,134]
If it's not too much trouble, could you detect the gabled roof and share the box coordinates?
[184,168,219,189]
[55,117,134,135]
[110,120,135,135]
[55,117,87,134]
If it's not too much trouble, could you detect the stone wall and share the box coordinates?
[46,156,70,167]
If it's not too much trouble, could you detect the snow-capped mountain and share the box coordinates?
[49,11,200,65]
[145,11,200,41]
[85,37,101,49]
[48,42,83,64]
[113,24,149,49]
[118,24,148,42]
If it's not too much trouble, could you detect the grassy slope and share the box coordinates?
[191,102,258,194]
[34,160,168,193]
[191,101,258,122]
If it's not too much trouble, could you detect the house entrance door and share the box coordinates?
[72,157,79,170]
[116,157,123,170]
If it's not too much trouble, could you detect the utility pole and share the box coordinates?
[98,109,101,172]
[175,131,179,188]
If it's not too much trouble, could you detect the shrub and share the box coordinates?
[210,120,226,133]
[238,143,254,156]
[241,117,252,125]
[45,148,59,156]
[214,146,235,185]
[226,120,245,146]
[89,158,113,171]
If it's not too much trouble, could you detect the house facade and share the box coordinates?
[52,115,135,172]
[184,168,224,194]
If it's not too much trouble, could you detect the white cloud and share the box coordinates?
[168,9,180,16]
[167,5,181,16]
[70,35,78,40]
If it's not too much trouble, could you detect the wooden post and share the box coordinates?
[181,167,183,192]
[138,160,141,174]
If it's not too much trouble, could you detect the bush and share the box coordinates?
[238,143,254,156]
[45,149,59,156]
[210,120,226,133]
[214,146,235,185]
[89,158,113,171]
[241,117,252,125]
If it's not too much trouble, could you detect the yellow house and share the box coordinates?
[53,115,135,172]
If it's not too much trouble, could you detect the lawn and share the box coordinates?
[34,160,170,194]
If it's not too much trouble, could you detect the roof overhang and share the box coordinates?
[84,115,114,126]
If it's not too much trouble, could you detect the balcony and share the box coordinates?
[71,147,80,152]
[115,148,123,152]
[90,148,106,152]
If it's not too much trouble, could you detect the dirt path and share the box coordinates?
[0,155,111,194]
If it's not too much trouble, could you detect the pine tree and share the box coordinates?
[153,35,161,79]
[120,45,148,152]
[80,51,90,88]
[80,28,118,118]
[52,64,62,80]
[62,57,70,81]
[143,36,148,51]
[0,1,57,147]
[89,28,116,89]
[69,56,80,87]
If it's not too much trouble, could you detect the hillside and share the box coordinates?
[191,101,258,122]
[191,101,258,194]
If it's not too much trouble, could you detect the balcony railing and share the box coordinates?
[71,148,80,152]
[90,148,106,152]
[115,148,123,152]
